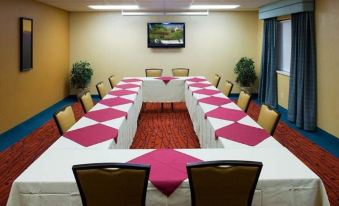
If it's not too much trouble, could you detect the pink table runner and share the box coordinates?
[63,124,118,146]
[198,96,232,106]
[186,77,207,82]
[193,88,221,96]
[122,78,143,83]
[128,149,201,196]
[155,76,178,85]
[85,108,127,122]
[205,107,247,121]
[99,97,134,107]
[215,122,270,146]
[109,90,137,96]
[188,82,212,88]
[116,83,141,89]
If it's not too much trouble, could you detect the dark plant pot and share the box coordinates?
[75,87,89,99]
[240,86,253,94]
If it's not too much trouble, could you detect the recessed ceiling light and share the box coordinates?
[88,5,139,10]
[189,5,240,10]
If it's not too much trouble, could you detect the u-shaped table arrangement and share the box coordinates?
[7,76,330,206]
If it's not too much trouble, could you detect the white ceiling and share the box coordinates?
[35,0,278,12]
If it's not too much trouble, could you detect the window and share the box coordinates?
[277,20,291,74]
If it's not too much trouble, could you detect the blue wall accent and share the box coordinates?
[259,0,314,19]
[0,96,77,151]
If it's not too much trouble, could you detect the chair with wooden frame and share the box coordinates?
[257,104,281,135]
[187,160,263,206]
[79,91,94,113]
[237,90,252,112]
[72,163,150,206]
[145,68,163,77]
[96,81,107,99]
[210,74,221,88]
[108,75,118,89]
[172,68,190,77]
[53,105,76,135]
[222,80,233,97]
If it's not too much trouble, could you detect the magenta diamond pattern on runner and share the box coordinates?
[116,84,141,89]
[198,96,232,106]
[215,122,271,146]
[99,97,133,107]
[63,124,118,146]
[85,108,127,122]
[128,149,201,196]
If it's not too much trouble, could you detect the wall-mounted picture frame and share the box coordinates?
[20,17,33,71]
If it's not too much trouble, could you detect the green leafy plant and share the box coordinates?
[234,57,257,87]
[70,61,93,89]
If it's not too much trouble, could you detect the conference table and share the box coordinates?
[6,77,330,206]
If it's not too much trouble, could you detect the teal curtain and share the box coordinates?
[288,12,317,131]
[259,18,278,108]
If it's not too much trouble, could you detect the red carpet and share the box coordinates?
[0,102,338,205]
[130,103,200,149]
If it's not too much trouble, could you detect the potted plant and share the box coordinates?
[234,57,257,94]
[70,60,94,98]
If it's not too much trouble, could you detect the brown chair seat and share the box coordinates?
[172,68,190,77]
[145,68,163,77]
[96,81,107,99]
[257,104,281,135]
[237,90,252,112]
[53,105,76,135]
[80,91,94,113]
[187,160,262,206]
[73,163,150,206]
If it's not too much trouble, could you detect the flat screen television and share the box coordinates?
[148,22,185,48]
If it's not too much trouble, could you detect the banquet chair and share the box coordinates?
[53,105,76,135]
[145,68,163,77]
[96,81,107,99]
[222,80,233,97]
[257,104,281,135]
[237,90,252,112]
[80,91,94,113]
[187,160,262,206]
[108,75,118,89]
[172,68,190,77]
[211,74,221,88]
[72,163,150,206]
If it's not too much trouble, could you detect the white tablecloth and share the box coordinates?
[6,76,330,206]
[7,149,329,206]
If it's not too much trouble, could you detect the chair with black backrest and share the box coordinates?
[187,160,263,206]
[53,105,76,135]
[222,80,233,97]
[257,104,281,135]
[96,81,107,99]
[108,75,118,89]
[237,90,252,112]
[210,74,221,88]
[145,68,163,77]
[80,91,94,113]
[72,163,150,206]
[172,68,190,77]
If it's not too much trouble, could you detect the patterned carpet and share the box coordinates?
[0,102,338,205]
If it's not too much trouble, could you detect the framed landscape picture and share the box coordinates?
[20,17,33,71]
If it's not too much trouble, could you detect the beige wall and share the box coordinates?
[277,73,289,109]
[70,11,261,94]
[315,0,339,137]
[0,0,69,133]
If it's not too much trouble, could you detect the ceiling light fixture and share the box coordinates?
[165,11,209,16]
[189,5,239,10]
[122,11,164,16]
[88,5,139,10]
[121,11,209,16]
